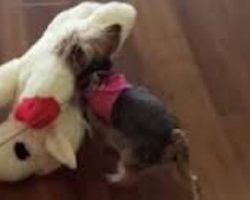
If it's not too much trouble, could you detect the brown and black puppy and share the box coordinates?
[58,23,199,198]
[81,70,192,183]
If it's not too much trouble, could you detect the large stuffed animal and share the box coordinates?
[0,1,136,181]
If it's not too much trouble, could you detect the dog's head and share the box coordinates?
[56,23,121,77]
[53,2,136,86]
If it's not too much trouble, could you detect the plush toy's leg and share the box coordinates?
[0,59,20,108]
[87,2,137,49]
[24,2,103,61]
[18,57,75,104]
[46,2,103,35]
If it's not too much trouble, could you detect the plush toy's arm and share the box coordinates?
[0,59,20,108]
[18,58,74,104]
[46,2,102,34]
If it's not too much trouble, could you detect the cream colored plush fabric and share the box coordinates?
[0,2,136,181]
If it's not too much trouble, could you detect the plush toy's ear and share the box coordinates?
[45,132,77,169]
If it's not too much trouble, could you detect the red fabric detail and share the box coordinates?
[84,73,131,124]
[15,97,60,129]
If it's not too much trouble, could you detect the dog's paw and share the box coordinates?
[191,174,198,182]
[105,173,124,183]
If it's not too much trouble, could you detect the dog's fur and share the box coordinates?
[82,72,192,182]
[61,19,199,199]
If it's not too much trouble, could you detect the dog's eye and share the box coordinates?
[69,44,86,74]
[14,142,30,161]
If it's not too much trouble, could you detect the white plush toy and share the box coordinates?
[0,1,136,181]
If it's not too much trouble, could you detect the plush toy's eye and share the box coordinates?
[14,142,30,161]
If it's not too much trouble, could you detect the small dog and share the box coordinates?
[80,66,191,182]
[60,23,199,198]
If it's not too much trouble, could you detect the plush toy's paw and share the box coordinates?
[15,97,60,129]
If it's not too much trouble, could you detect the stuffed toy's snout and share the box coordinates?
[0,106,84,181]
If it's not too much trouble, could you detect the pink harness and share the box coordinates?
[84,73,131,124]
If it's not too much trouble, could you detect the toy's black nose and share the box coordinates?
[14,142,30,161]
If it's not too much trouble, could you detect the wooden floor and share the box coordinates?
[0,0,250,199]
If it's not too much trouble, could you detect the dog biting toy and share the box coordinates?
[0,1,136,181]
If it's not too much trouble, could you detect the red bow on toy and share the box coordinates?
[15,97,60,129]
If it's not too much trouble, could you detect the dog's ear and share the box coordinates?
[100,24,122,56]
[55,33,87,75]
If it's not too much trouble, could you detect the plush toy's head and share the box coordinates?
[0,107,84,181]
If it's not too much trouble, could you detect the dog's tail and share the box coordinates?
[162,129,201,200]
